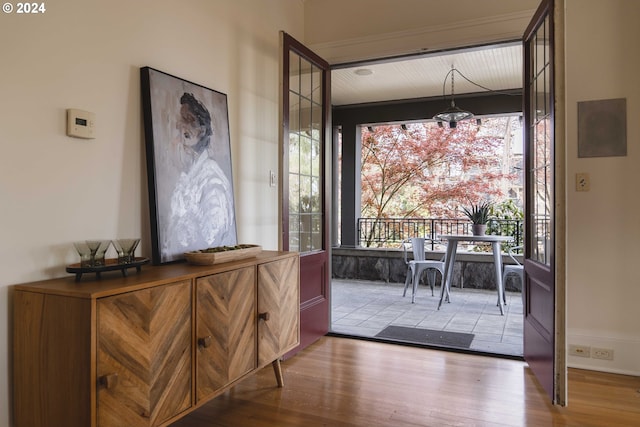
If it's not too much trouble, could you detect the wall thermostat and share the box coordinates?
[66,108,96,139]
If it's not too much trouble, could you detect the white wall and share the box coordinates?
[564,0,640,375]
[0,1,303,425]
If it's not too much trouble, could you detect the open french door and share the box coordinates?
[523,0,566,404]
[280,32,331,355]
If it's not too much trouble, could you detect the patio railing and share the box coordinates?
[357,217,524,249]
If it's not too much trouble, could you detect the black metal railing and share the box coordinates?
[357,217,524,249]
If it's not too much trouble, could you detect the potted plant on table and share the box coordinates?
[462,201,492,236]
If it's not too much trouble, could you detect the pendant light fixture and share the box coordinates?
[433,65,474,128]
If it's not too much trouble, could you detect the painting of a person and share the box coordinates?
[162,92,236,260]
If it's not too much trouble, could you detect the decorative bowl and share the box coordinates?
[184,244,262,265]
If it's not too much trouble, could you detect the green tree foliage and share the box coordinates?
[490,199,524,221]
[487,199,525,252]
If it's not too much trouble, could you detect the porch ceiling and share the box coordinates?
[331,42,522,106]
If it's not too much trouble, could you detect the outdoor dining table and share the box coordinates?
[437,234,514,315]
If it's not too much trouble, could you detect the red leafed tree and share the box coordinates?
[361,118,517,221]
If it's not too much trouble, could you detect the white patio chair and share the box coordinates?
[502,245,524,305]
[402,238,445,303]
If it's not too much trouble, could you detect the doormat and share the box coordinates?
[375,325,474,349]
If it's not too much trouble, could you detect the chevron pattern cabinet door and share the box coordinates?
[97,280,192,427]
[196,266,256,402]
[258,256,300,366]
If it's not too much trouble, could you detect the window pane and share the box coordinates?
[288,213,299,251]
[289,172,300,213]
[289,52,300,95]
[289,133,300,174]
[289,92,300,134]
[311,139,320,176]
[299,134,312,176]
[286,49,323,255]
[311,177,321,211]
[299,175,311,213]
[311,64,322,105]
[300,58,313,99]
[311,214,322,250]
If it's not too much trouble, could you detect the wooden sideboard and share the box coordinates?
[13,250,300,427]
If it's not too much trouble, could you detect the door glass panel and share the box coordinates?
[288,50,324,253]
[311,102,322,139]
[312,214,322,249]
[289,52,300,94]
[289,92,300,133]
[311,140,320,176]
[300,134,311,175]
[300,58,313,99]
[529,14,552,266]
[311,64,321,104]
[289,133,300,174]
[301,97,312,140]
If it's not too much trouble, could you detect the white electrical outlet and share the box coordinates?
[569,344,591,357]
[592,347,614,360]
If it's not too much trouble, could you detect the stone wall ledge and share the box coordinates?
[332,247,523,292]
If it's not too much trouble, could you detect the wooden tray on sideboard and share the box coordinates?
[184,244,262,266]
[66,257,150,281]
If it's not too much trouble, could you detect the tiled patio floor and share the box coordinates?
[331,279,523,357]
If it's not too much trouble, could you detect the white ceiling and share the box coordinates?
[331,42,522,106]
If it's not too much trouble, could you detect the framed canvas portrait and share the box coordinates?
[141,67,237,264]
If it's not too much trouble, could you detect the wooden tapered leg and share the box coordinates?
[272,359,284,387]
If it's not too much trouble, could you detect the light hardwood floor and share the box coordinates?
[171,336,640,427]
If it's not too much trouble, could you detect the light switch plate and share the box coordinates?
[576,173,590,191]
